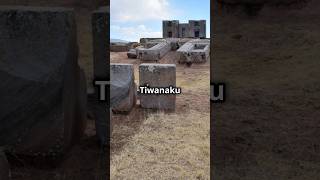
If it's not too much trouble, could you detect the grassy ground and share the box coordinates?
[111,52,210,179]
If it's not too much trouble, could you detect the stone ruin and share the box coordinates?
[125,20,210,64]
[0,6,87,157]
[109,21,210,113]
[177,39,210,63]
[163,20,206,38]
[111,63,137,113]
[127,37,210,64]
[139,64,176,110]
[109,63,177,112]
[137,39,171,61]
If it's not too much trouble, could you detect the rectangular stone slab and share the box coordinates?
[139,64,176,110]
[0,6,86,156]
[111,63,136,113]
[92,6,110,145]
[92,6,110,80]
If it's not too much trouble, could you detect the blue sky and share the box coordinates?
[110,0,210,42]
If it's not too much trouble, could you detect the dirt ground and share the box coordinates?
[110,51,210,179]
[212,1,320,179]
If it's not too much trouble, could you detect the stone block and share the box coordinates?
[127,49,137,59]
[111,63,136,113]
[92,6,109,80]
[139,41,171,61]
[177,39,210,63]
[92,6,110,145]
[139,64,176,110]
[0,6,86,156]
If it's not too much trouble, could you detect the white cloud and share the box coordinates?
[111,25,162,42]
[111,0,172,22]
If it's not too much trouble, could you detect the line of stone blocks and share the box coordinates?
[139,63,176,110]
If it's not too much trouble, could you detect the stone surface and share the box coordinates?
[139,64,176,110]
[138,41,171,61]
[92,6,109,80]
[0,6,86,156]
[0,150,10,180]
[177,39,210,63]
[163,20,206,38]
[163,20,180,38]
[92,6,110,145]
[127,49,137,59]
[111,63,136,113]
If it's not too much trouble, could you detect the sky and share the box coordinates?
[110,0,210,42]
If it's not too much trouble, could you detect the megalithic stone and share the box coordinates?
[111,63,137,114]
[0,6,86,157]
[139,64,176,110]
[92,6,110,145]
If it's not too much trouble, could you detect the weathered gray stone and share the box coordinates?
[92,6,109,80]
[163,20,206,38]
[111,63,136,113]
[127,49,137,59]
[92,6,110,145]
[0,6,86,156]
[139,64,176,110]
[163,20,180,38]
[177,39,210,63]
[138,41,171,61]
[0,150,10,180]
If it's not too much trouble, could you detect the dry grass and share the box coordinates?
[111,51,210,179]
[111,110,210,180]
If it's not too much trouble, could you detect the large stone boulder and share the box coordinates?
[0,6,86,157]
[111,64,136,113]
[177,39,210,64]
[138,41,171,61]
[127,49,138,59]
[139,64,176,110]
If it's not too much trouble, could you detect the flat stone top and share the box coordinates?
[140,63,176,67]
[0,6,73,12]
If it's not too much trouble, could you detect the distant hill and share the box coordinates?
[111,39,130,43]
